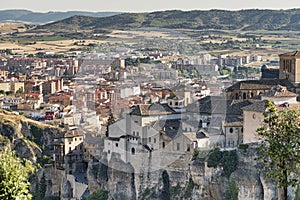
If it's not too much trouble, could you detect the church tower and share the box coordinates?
[279,51,300,83]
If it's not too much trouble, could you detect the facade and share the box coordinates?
[225,79,295,100]
[104,103,194,164]
[11,82,24,93]
[53,130,85,174]
[279,51,300,83]
[0,82,10,92]
[242,85,299,144]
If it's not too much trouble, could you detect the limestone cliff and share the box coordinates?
[0,109,61,163]
[86,145,295,200]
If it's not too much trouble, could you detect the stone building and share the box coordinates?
[225,79,295,100]
[279,51,300,83]
[103,103,194,165]
[242,85,299,144]
[53,130,85,174]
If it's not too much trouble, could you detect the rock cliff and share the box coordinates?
[0,109,61,163]
[85,145,289,200]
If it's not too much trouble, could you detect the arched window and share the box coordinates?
[229,128,233,133]
[131,147,135,155]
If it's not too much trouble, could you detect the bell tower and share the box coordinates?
[279,51,300,83]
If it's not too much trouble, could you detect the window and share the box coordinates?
[154,138,156,143]
[162,142,165,148]
[108,150,110,154]
[170,101,172,106]
[177,143,180,151]
[229,128,233,133]
[136,132,139,137]
[133,131,135,136]
[131,148,135,155]
[149,137,151,143]
[75,138,77,141]
[115,143,118,147]
[187,144,190,152]
[69,147,71,152]
[175,102,178,106]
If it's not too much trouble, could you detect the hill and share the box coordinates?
[0,9,122,24]
[33,9,300,33]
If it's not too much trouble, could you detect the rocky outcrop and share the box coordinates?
[84,145,282,200]
[0,109,61,163]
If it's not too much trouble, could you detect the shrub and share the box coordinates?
[88,189,109,200]
[238,144,249,152]
[207,148,238,178]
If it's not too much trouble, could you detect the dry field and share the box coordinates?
[0,23,29,33]
[0,39,106,54]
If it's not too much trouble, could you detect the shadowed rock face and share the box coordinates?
[82,145,281,200]
[61,180,73,199]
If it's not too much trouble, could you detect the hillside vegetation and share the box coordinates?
[0,9,122,24]
[35,9,300,33]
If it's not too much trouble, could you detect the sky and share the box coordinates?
[2,0,300,12]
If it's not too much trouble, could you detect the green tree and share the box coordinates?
[225,178,239,200]
[33,172,47,200]
[88,189,109,200]
[0,144,32,200]
[5,91,13,96]
[105,109,115,137]
[257,101,300,200]
[16,87,24,94]
[161,170,170,200]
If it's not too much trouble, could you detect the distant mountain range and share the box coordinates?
[32,9,300,33]
[0,9,122,24]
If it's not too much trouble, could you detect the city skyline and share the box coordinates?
[2,0,300,12]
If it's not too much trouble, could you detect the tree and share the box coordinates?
[16,87,24,94]
[0,144,32,200]
[257,101,300,200]
[33,173,46,200]
[88,189,108,200]
[161,170,170,200]
[5,91,13,96]
[105,109,115,137]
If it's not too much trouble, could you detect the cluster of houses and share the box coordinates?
[50,51,300,180]
[2,48,300,198]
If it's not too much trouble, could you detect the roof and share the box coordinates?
[223,121,243,127]
[262,85,297,98]
[153,119,182,139]
[279,51,300,57]
[187,95,253,116]
[196,129,209,139]
[242,100,268,112]
[225,79,295,92]
[130,103,177,116]
[63,130,84,138]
